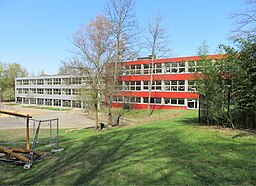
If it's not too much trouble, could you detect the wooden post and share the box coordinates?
[26,115,30,150]
[0,110,32,150]
[0,145,29,162]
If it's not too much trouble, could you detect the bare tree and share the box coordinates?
[63,15,114,130]
[230,0,256,39]
[105,0,139,126]
[145,12,171,113]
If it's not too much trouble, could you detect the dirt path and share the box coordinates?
[0,105,95,129]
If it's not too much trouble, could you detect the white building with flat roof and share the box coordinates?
[15,75,89,109]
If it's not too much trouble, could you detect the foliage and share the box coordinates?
[196,36,256,129]
[0,63,28,101]
[232,36,256,129]
[1,88,15,102]
[0,111,256,185]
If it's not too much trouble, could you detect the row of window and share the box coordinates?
[16,88,81,95]
[16,97,83,108]
[16,77,86,86]
[119,61,212,75]
[116,80,197,92]
[113,96,198,108]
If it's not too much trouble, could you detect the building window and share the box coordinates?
[150,97,161,104]
[113,96,123,102]
[29,88,36,94]
[72,78,82,84]
[53,78,61,85]
[136,81,141,90]
[72,100,81,108]
[116,81,123,91]
[29,79,36,85]
[143,64,150,74]
[53,89,61,95]
[45,79,52,85]
[178,62,185,73]
[143,81,149,90]
[23,98,29,104]
[164,98,170,104]
[17,97,22,103]
[30,98,36,104]
[187,99,198,109]
[124,81,129,91]
[163,62,185,74]
[164,98,185,106]
[178,99,185,105]
[154,81,162,90]
[124,97,141,103]
[63,100,71,107]
[164,81,171,91]
[62,78,71,85]
[170,80,185,91]
[45,99,52,106]
[135,64,141,74]
[143,97,148,103]
[23,80,29,85]
[72,89,81,95]
[130,81,135,90]
[23,89,29,94]
[37,79,44,85]
[62,89,71,95]
[45,89,52,95]
[188,81,197,92]
[130,65,135,75]
[37,89,44,94]
[154,63,162,74]
[17,89,22,94]
[53,99,61,107]
[16,80,22,85]
[146,81,162,91]
[37,98,44,105]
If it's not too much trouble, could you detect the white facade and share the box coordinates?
[15,75,88,108]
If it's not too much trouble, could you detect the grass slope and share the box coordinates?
[0,111,255,185]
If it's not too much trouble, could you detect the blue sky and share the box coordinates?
[0,0,244,75]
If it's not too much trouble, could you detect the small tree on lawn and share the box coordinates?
[63,15,114,130]
[196,41,235,126]
[196,36,256,129]
[145,12,171,113]
[105,0,139,126]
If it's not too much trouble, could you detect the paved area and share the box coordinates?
[0,105,95,129]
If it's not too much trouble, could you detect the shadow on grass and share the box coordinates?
[176,117,199,126]
[1,123,256,185]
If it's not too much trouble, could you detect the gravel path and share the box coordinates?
[0,105,95,129]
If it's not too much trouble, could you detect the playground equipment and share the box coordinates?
[0,110,61,169]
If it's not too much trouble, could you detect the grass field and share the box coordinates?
[0,110,255,185]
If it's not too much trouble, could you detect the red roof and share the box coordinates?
[123,54,226,65]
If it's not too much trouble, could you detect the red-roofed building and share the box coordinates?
[109,54,225,110]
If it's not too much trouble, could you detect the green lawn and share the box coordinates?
[0,110,255,185]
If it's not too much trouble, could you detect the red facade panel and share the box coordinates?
[118,73,198,81]
[112,103,187,110]
[118,91,199,99]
